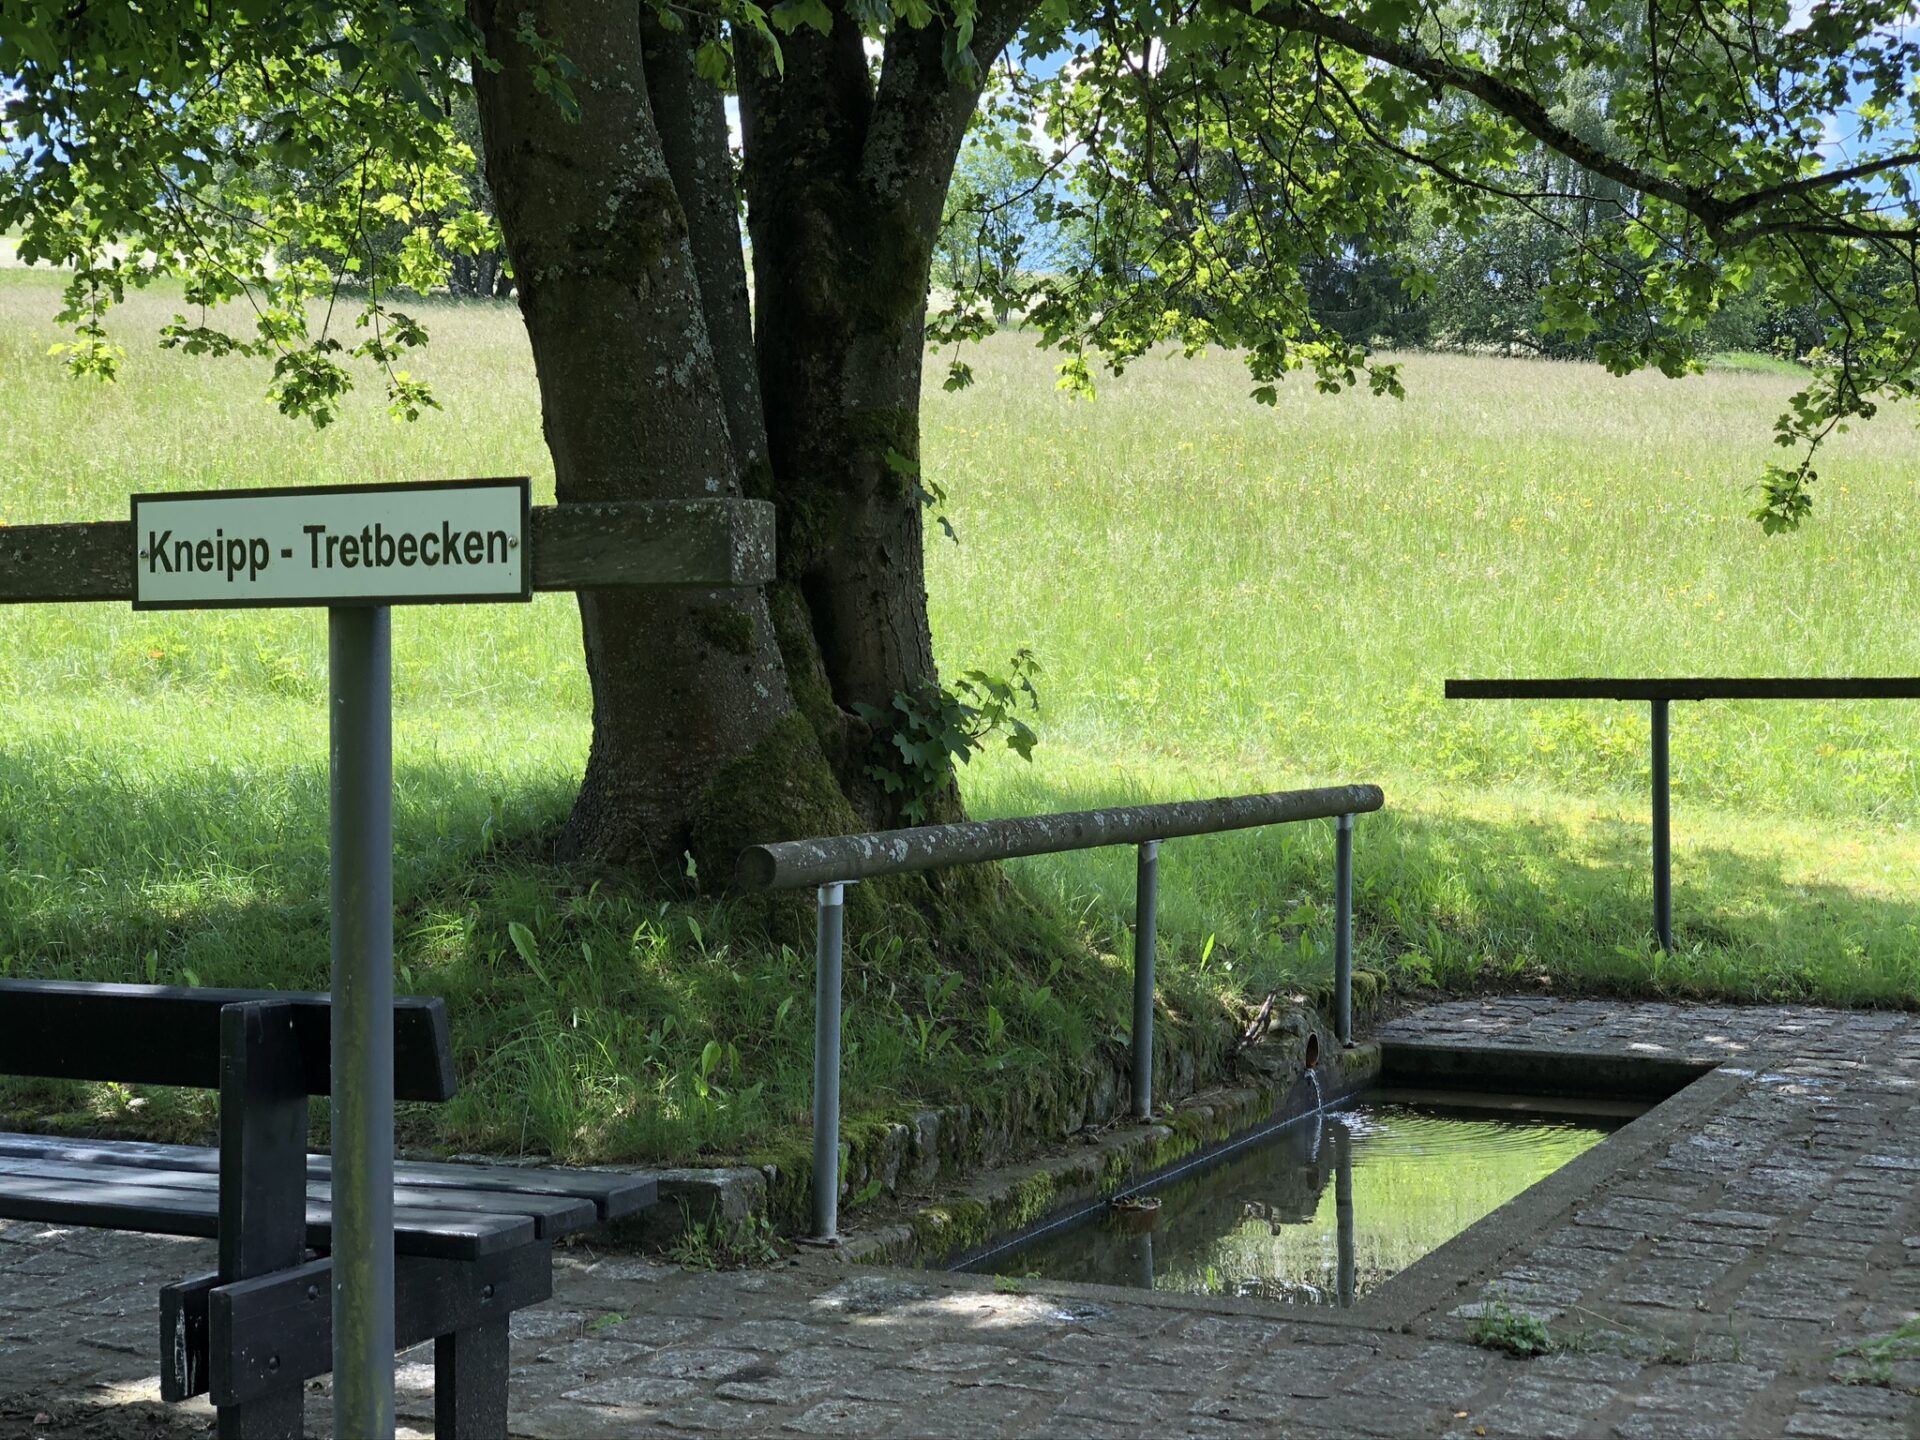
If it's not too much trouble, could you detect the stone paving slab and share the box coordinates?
[5,998,1919,1438]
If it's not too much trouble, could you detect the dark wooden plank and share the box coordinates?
[1447,677,1920,702]
[0,1164,242,1237]
[365,1157,656,1222]
[0,499,774,603]
[393,1185,592,1238]
[218,1002,308,1281]
[0,979,456,1100]
[0,1133,213,1170]
[0,520,132,603]
[215,1002,309,1438]
[436,1320,511,1438]
[0,1153,589,1239]
[531,500,774,591]
[197,1246,551,1408]
[161,1271,214,1403]
[0,1133,654,1224]
[0,1159,533,1258]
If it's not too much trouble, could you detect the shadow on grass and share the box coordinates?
[6,745,1915,1168]
[981,770,1920,1009]
[0,743,571,982]
[0,746,1126,1166]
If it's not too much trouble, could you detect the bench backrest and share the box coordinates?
[0,980,457,1102]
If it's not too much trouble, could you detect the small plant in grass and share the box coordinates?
[1468,1297,1556,1357]
[852,649,1041,823]
[99,1082,147,1118]
[1834,1317,1920,1389]
[669,1210,785,1271]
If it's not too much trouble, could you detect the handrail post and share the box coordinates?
[1132,840,1160,1121]
[1334,813,1354,1046]
[811,881,846,1241]
[1650,699,1673,951]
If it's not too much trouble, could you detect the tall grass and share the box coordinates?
[929,339,1920,1006]
[928,344,1920,822]
[3,267,1918,1165]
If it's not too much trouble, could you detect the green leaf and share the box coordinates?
[771,0,833,35]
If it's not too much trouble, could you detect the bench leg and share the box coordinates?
[434,1319,510,1439]
[217,1388,305,1440]
[218,1001,310,1440]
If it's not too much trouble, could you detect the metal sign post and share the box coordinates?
[1,481,773,1440]
[130,478,532,1439]
[329,605,395,1436]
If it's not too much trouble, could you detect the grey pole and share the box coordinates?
[1333,814,1354,1045]
[1651,699,1673,951]
[1132,840,1160,1121]
[1333,1122,1355,1308]
[329,605,394,1438]
[811,881,846,1241]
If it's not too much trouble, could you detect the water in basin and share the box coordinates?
[963,1088,1640,1306]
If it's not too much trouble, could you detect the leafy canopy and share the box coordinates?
[943,0,1920,528]
[0,0,961,420]
[8,0,1920,526]
[1,1,508,422]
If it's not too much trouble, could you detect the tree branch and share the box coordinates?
[1228,0,1701,208]
[1226,0,1919,245]
[641,10,771,489]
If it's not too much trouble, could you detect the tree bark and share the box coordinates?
[739,10,1026,823]
[639,11,770,493]
[469,0,1035,865]
[471,0,844,872]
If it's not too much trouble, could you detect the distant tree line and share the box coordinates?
[936,74,1830,364]
[267,79,1815,349]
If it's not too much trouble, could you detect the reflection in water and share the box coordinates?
[1334,1120,1355,1307]
[968,1089,1637,1306]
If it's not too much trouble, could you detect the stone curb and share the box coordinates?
[604,996,1383,1251]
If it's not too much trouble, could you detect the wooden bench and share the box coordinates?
[0,979,656,1438]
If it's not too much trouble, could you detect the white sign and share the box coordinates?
[131,479,531,610]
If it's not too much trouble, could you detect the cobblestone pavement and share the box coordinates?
[5,999,1919,1438]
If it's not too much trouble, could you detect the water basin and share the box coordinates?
[961,1087,1643,1306]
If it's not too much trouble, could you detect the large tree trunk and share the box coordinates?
[739,15,1023,823]
[470,0,1031,865]
[470,0,850,872]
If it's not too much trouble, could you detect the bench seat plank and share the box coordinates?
[0,1132,654,1223]
[0,1159,536,1259]
[357,1157,655,1221]
[0,1153,595,1239]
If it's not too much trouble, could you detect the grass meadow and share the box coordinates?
[3,265,1918,1167]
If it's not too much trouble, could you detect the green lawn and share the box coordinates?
[928,342,1920,1004]
[2,267,1917,1171]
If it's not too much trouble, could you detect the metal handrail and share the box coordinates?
[736,783,1382,890]
[735,782,1385,1241]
